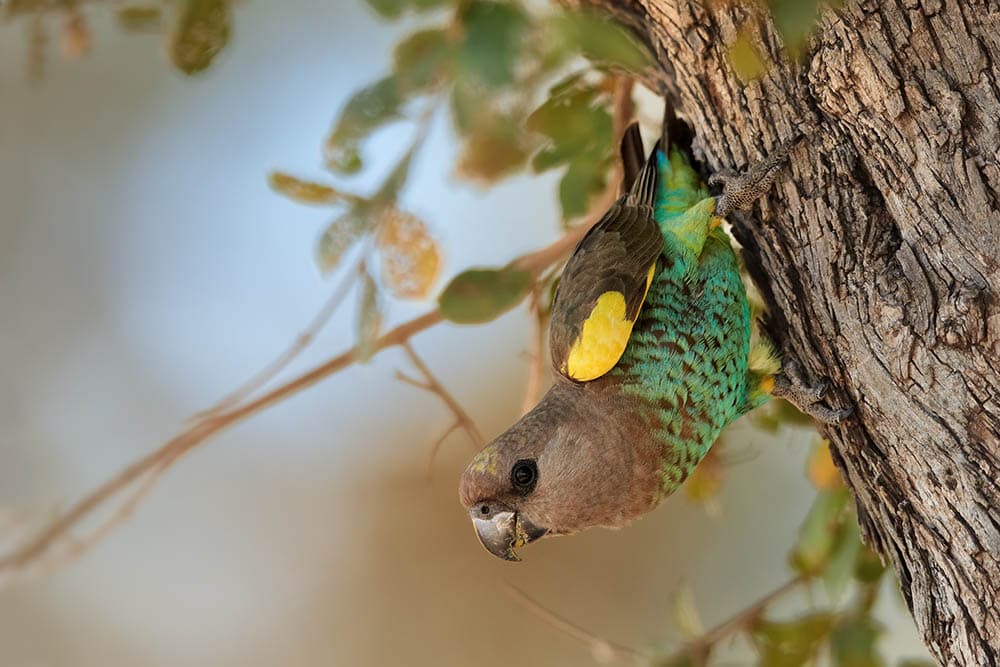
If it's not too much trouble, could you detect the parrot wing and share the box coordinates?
[549,126,663,382]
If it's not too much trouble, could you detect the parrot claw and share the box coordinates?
[707,169,737,188]
[772,361,853,425]
[712,136,803,218]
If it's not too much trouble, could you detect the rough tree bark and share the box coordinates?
[581,1,999,665]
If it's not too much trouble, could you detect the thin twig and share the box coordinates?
[611,77,635,191]
[195,260,361,419]
[501,582,647,664]
[661,576,806,665]
[425,421,461,481]
[29,458,173,580]
[0,230,570,585]
[198,102,438,419]
[0,75,640,588]
[521,288,549,415]
[398,342,484,481]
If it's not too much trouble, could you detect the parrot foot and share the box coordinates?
[771,360,853,424]
[710,136,803,218]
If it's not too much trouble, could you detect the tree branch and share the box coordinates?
[662,576,804,665]
[194,258,360,419]
[0,72,640,589]
[521,288,550,415]
[501,582,647,664]
[396,341,485,476]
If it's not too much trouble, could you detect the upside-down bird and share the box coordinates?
[460,112,851,561]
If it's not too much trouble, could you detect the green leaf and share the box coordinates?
[527,81,610,165]
[456,115,531,184]
[749,397,815,432]
[365,0,406,19]
[326,77,404,174]
[750,612,836,667]
[559,155,610,219]
[393,29,453,94]
[669,584,703,639]
[170,0,231,75]
[773,397,817,425]
[550,10,651,71]
[729,30,767,83]
[790,487,850,576]
[449,80,483,136]
[527,77,615,219]
[824,513,862,603]
[457,1,527,87]
[853,543,886,584]
[117,6,162,32]
[750,410,782,433]
[315,210,369,275]
[831,614,885,667]
[438,267,533,324]
[269,172,353,205]
[356,268,382,362]
[372,143,418,205]
[896,661,936,667]
[656,657,695,667]
[769,0,821,55]
[364,0,452,20]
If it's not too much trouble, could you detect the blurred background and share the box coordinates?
[0,1,929,665]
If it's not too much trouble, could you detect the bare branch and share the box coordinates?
[394,371,433,392]
[399,340,484,450]
[425,421,462,481]
[0,74,642,588]
[501,581,646,664]
[195,260,360,419]
[521,288,549,415]
[661,576,805,665]
[500,575,805,667]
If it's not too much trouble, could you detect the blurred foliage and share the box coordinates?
[170,0,230,74]
[439,267,533,324]
[750,612,836,666]
[727,0,843,82]
[656,436,931,665]
[356,267,383,362]
[376,207,441,300]
[4,0,837,328]
[657,450,906,666]
[298,0,654,327]
[5,1,233,79]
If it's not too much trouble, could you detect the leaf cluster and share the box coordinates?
[660,441,933,667]
[5,1,237,78]
[295,0,652,331]
[727,0,844,82]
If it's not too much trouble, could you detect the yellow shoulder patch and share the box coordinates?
[563,263,656,382]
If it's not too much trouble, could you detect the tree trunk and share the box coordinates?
[584,0,1000,664]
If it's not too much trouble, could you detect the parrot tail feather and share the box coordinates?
[620,123,645,195]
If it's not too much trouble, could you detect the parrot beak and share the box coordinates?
[470,502,547,561]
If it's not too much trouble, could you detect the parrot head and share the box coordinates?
[458,383,662,561]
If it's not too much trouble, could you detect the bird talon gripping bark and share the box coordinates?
[771,364,853,425]
[713,137,802,218]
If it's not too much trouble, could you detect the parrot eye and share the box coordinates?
[510,459,538,494]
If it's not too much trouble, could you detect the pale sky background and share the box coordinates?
[0,1,928,665]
